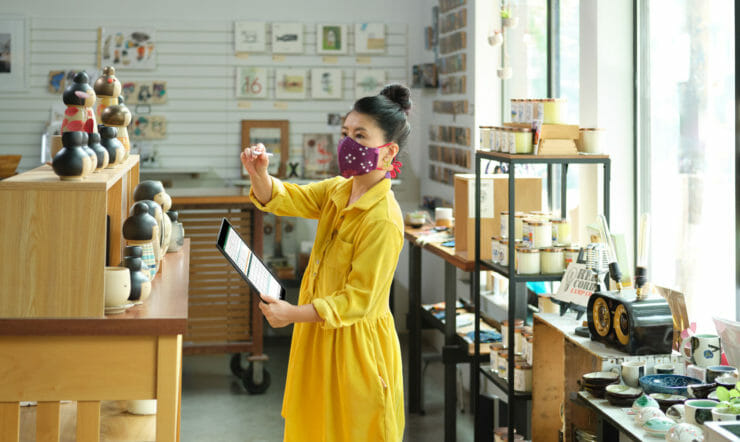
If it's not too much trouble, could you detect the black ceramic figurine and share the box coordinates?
[61,72,96,134]
[167,210,185,252]
[134,181,173,254]
[79,132,97,175]
[123,201,159,280]
[123,245,150,277]
[122,255,152,302]
[52,131,92,181]
[99,125,125,167]
[88,132,109,171]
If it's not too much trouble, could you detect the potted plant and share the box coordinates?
[712,382,740,421]
[501,8,519,29]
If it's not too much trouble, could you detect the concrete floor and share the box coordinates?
[181,334,475,442]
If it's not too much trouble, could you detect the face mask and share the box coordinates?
[337,136,403,179]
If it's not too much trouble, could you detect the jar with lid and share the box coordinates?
[551,218,572,244]
[497,349,509,377]
[479,127,492,151]
[491,236,500,264]
[491,127,500,152]
[526,336,534,365]
[513,127,533,154]
[516,247,540,274]
[541,247,565,274]
[514,363,533,392]
[501,318,524,349]
[522,99,533,124]
[543,98,566,124]
[532,99,545,123]
[498,238,521,267]
[506,128,517,154]
[579,128,605,154]
[564,246,580,268]
[523,219,552,248]
[500,211,525,239]
[514,325,525,354]
[510,99,520,123]
[520,331,532,361]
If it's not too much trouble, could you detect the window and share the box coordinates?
[637,0,735,328]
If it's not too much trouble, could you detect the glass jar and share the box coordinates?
[501,319,524,349]
[510,99,520,123]
[491,236,500,264]
[491,127,500,152]
[532,99,545,123]
[480,127,492,151]
[497,350,509,377]
[564,246,580,268]
[528,211,552,221]
[514,326,525,354]
[543,98,566,124]
[523,219,552,248]
[541,247,565,274]
[506,128,516,154]
[489,342,504,368]
[551,218,572,245]
[500,211,524,239]
[513,127,533,154]
[579,128,605,154]
[522,99,533,124]
[514,363,533,392]
[516,246,540,274]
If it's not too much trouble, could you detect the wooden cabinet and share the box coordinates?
[0,156,139,318]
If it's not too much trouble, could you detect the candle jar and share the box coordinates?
[491,236,500,264]
[501,319,524,349]
[523,219,552,248]
[500,211,524,239]
[510,99,520,123]
[497,350,509,378]
[526,336,534,365]
[522,99,533,124]
[528,211,552,221]
[564,246,580,268]
[551,218,572,245]
[541,247,565,274]
[480,127,492,151]
[532,99,545,123]
[516,246,540,274]
[497,239,521,267]
[506,128,516,154]
[490,342,503,368]
[492,127,501,152]
[543,98,566,124]
[579,128,605,154]
[514,325,525,354]
[514,363,533,392]
[513,128,533,154]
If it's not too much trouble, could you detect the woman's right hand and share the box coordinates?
[240,143,270,177]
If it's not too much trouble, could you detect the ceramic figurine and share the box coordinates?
[134,200,164,271]
[87,132,109,171]
[100,103,132,160]
[79,132,97,175]
[99,125,125,167]
[94,66,121,123]
[123,201,159,281]
[134,181,173,254]
[167,211,185,252]
[62,72,97,134]
[123,245,150,277]
[122,255,152,302]
[51,131,92,181]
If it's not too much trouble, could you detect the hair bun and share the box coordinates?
[380,84,412,114]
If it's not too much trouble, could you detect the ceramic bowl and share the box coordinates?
[582,371,620,387]
[605,385,642,407]
[716,374,740,390]
[666,422,705,442]
[642,416,676,437]
[687,383,718,399]
[654,363,676,375]
[639,374,703,396]
[706,366,738,384]
[684,399,719,426]
[649,393,687,412]
[632,394,660,413]
[711,407,740,422]
[636,407,665,426]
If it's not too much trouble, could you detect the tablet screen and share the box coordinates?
[222,224,282,300]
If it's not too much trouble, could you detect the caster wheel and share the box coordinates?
[242,363,271,394]
[230,353,245,377]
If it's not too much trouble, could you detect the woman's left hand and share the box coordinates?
[258,295,293,328]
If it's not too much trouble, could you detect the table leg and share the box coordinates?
[408,244,422,414]
[444,261,457,442]
[156,335,183,442]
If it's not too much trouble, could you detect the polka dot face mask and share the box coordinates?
[336,136,402,179]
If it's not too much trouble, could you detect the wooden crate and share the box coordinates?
[0,156,140,318]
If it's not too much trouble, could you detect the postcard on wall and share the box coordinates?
[121,81,137,104]
[151,81,167,104]
[48,70,65,93]
[316,24,347,55]
[355,23,385,54]
[272,22,303,54]
[129,115,167,140]
[354,69,385,98]
[236,67,269,99]
[98,28,156,70]
[302,133,338,179]
[275,68,307,100]
[234,21,266,53]
[310,68,342,100]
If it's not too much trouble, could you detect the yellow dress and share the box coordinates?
[250,176,405,442]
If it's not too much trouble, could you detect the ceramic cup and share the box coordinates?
[127,399,157,415]
[622,360,647,388]
[666,404,685,423]
[684,399,718,426]
[654,363,675,375]
[711,407,740,422]
[706,365,738,385]
[636,406,665,426]
[434,207,453,228]
[682,334,722,368]
[666,423,704,442]
[104,266,131,307]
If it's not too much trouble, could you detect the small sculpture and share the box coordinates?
[99,125,125,167]
[134,181,173,254]
[87,132,109,171]
[122,255,152,302]
[167,211,185,252]
[79,132,97,175]
[94,66,121,123]
[134,200,164,272]
[62,72,96,133]
[51,131,92,181]
[123,202,159,281]
[101,102,132,160]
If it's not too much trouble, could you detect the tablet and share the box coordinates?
[216,218,286,301]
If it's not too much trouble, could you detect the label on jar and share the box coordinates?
[522,223,533,246]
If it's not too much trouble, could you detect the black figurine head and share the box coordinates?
[122,201,157,241]
[63,72,93,106]
[80,132,89,146]
[134,199,163,221]
[123,255,143,272]
[166,211,178,222]
[61,131,85,148]
[99,125,119,139]
[134,180,165,202]
[88,132,101,146]
[94,66,121,98]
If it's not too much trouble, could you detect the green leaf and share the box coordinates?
[717,386,731,402]
[730,388,740,399]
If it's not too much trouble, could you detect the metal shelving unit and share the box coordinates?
[472,151,611,442]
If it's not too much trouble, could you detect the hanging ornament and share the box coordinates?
[488,29,504,47]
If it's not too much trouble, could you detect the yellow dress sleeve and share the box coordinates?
[312,219,403,329]
[249,177,336,219]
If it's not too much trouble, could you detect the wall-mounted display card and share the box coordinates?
[271,22,303,54]
[354,69,385,99]
[275,69,307,100]
[98,27,156,70]
[130,115,166,140]
[355,23,385,54]
[234,21,266,53]
[236,67,269,99]
[316,24,348,55]
[302,133,338,179]
[310,68,342,100]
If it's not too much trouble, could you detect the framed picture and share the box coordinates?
[130,115,167,140]
[234,21,266,53]
[241,120,289,178]
[355,23,385,54]
[316,24,347,55]
[302,134,338,179]
[271,22,303,54]
[98,27,156,70]
[236,67,269,99]
[0,16,27,91]
[151,81,167,104]
[354,69,385,98]
[310,68,342,100]
[275,69,307,100]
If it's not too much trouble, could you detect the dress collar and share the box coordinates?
[330,177,392,211]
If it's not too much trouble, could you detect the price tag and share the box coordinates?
[356,57,371,64]
[273,102,288,109]
[322,56,339,64]
[272,55,286,62]
[237,101,252,109]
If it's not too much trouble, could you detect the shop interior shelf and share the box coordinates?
[481,260,565,282]
[479,364,532,400]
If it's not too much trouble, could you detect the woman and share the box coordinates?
[240,84,411,442]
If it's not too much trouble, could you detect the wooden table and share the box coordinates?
[0,241,190,442]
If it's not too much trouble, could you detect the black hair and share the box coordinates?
[353,84,412,151]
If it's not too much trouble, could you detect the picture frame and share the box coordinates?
[271,22,303,54]
[0,16,28,91]
[241,120,289,179]
[355,23,385,54]
[302,133,338,179]
[310,68,342,100]
[354,69,386,99]
[98,27,156,70]
[236,67,269,99]
[234,21,266,53]
[275,69,307,100]
[316,24,347,55]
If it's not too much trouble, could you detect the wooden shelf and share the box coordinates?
[479,364,532,400]
[477,151,610,163]
[404,225,475,272]
[576,391,643,442]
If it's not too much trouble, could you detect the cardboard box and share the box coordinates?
[454,174,542,259]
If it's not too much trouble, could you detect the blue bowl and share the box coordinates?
[639,374,703,396]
